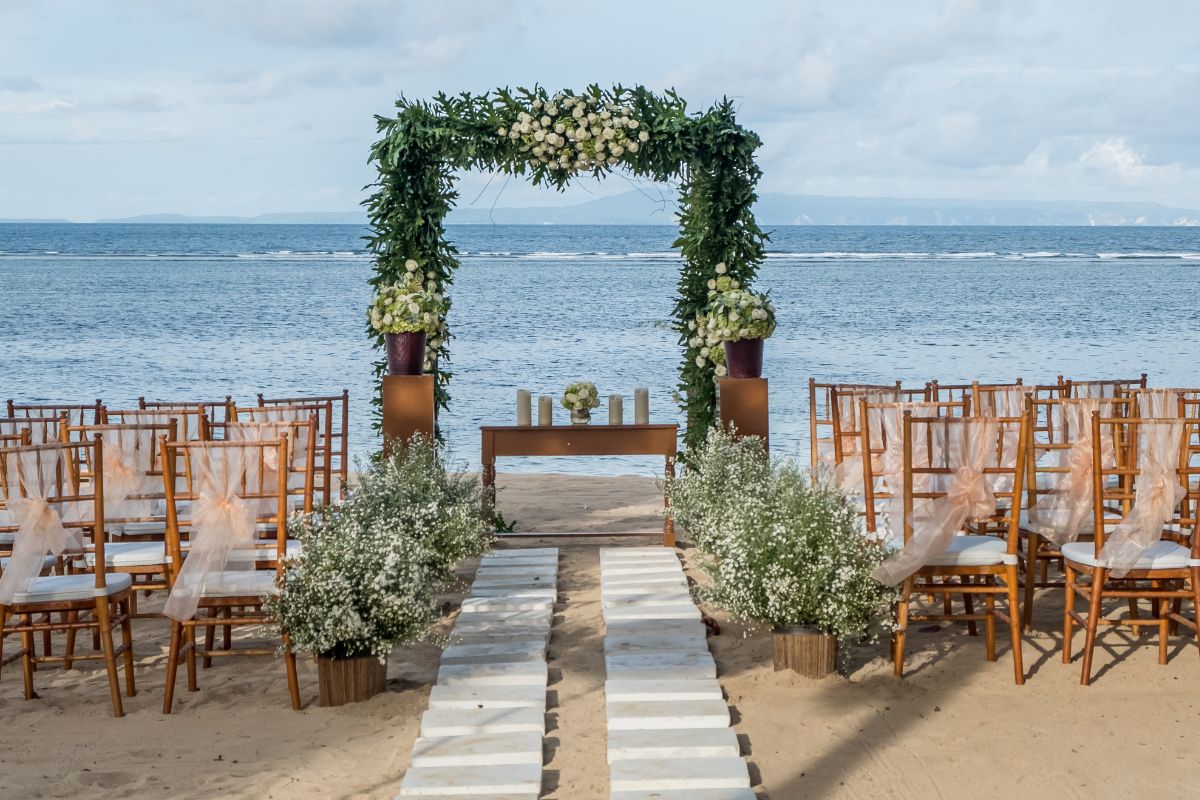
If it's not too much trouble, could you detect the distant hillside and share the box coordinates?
[94,211,367,225]
[7,192,1199,225]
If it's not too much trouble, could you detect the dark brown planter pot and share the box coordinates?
[385,331,426,376]
[724,337,764,378]
[772,625,837,678]
[317,654,387,706]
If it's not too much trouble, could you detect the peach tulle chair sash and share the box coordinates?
[1133,388,1200,418]
[1099,420,1186,579]
[873,419,1000,586]
[832,388,900,492]
[1028,399,1115,546]
[162,445,259,621]
[0,447,81,604]
[98,427,157,519]
[239,406,309,424]
[871,402,941,534]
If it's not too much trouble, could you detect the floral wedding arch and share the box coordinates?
[365,85,767,450]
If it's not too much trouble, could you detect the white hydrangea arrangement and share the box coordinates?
[670,427,896,647]
[368,259,450,371]
[266,436,493,660]
[686,264,776,373]
[561,381,601,412]
[498,90,649,173]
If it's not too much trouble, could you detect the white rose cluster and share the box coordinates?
[561,380,601,411]
[687,262,772,375]
[497,92,649,173]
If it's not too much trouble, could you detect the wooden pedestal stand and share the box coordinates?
[381,374,435,456]
[718,377,769,448]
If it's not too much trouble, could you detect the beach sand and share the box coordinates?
[4,473,1200,799]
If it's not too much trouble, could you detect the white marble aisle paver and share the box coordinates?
[599,546,756,798]
[397,548,558,799]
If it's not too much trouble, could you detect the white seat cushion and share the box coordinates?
[1019,509,1121,539]
[0,554,58,572]
[1061,540,1191,570]
[84,541,168,568]
[9,573,133,605]
[927,535,1017,567]
[200,570,278,598]
[115,520,169,537]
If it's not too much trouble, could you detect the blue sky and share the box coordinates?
[1,0,1198,219]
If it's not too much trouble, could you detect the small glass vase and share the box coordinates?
[570,408,591,425]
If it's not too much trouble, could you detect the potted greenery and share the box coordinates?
[368,259,449,375]
[694,269,776,379]
[562,381,601,424]
[266,436,492,705]
[670,428,895,677]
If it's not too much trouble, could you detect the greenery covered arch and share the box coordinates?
[366,85,766,450]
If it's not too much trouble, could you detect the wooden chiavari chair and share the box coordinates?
[1019,397,1132,630]
[6,399,105,427]
[1059,374,1148,399]
[0,414,66,445]
[825,384,911,484]
[971,380,1027,417]
[159,436,301,712]
[258,391,349,501]
[139,396,232,426]
[858,397,971,535]
[63,421,177,618]
[808,379,899,470]
[109,406,210,443]
[0,437,136,716]
[237,402,334,505]
[1062,411,1200,684]
[885,410,1030,684]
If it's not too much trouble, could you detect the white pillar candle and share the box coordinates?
[516,389,532,426]
[634,387,650,425]
[608,394,623,425]
[538,396,553,426]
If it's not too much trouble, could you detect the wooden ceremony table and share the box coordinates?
[480,423,679,546]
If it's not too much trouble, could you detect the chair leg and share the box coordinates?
[1157,586,1171,665]
[1004,566,1025,684]
[185,624,199,693]
[283,633,301,710]
[963,579,977,636]
[223,607,233,652]
[63,610,79,671]
[984,578,997,662]
[93,599,124,718]
[1080,567,1105,685]
[163,620,182,714]
[203,608,217,669]
[1191,568,1200,663]
[1023,535,1039,631]
[119,598,136,697]
[20,618,36,700]
[1063,564,1076,664]
[893,578,913,678]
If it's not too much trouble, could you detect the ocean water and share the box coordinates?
[2,223,1198,476]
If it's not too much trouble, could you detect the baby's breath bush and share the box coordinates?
[267,436,492,659]
[671,427,895,645]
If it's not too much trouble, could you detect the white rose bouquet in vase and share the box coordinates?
[562,381,601,424]
[368,259,449,375]
[697,269,777,379]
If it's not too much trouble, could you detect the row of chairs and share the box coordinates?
[2,392,349,505]
[810,376,1200,685]
[0,391,350,715]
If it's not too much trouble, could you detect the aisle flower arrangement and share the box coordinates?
[266,436,492,703]
[368,259,450,373]
[670,428,895,672]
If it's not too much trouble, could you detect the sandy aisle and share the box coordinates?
[5,473,1200,799]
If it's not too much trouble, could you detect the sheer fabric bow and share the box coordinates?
[0,448,81,604]
[873,419,999,585]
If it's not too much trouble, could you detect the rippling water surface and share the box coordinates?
[2,223,1198,475]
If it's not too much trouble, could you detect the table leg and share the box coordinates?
[482,458,497,506]
[663,455,676,548]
